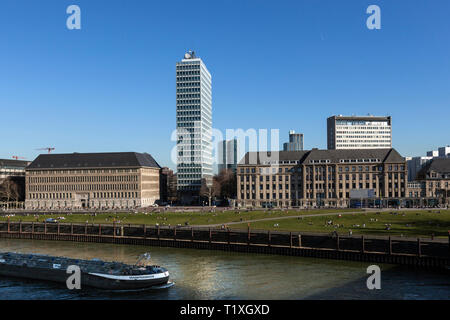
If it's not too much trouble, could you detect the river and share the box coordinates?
[0,239,448,300]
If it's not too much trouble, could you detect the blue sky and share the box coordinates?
[1,0,449,170]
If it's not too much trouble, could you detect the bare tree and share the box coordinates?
[0,177,21,209]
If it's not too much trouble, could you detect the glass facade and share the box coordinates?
[176,52,213,190]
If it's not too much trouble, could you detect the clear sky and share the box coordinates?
[1,0,449,170]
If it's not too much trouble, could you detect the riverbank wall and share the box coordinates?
[0,221,448,270]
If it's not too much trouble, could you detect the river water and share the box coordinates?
[0,238,448,300]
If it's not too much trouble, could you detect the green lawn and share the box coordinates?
[0,208,360,227]
[232,210,450,237]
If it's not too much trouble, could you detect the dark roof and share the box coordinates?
[0,159,31,168]
[239,148,404,165]
[26,152,160,170]
[417,158,450,178]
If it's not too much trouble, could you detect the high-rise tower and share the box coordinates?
[176,51,213,197]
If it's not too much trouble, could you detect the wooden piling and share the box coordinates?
[389,236,392,255]
[361,235,365,253]
[417,238,421,258]
[268,231,271,247]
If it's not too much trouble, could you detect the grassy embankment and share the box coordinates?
[232,210,450,237]
[0,209,448,237]
[0,209,358,226]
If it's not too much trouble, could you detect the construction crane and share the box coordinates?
[12,156,25,160]
[36,147,55,154]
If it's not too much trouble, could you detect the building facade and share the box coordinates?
[327,115,392,150]
[237,148,407,208]
[415,158,450,204]
[218,139,239,173]
[25,152,161,210]
[283,130,304,151]
[176,50,213,195]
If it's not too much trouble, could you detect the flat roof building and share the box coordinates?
[327,115,392,150]
[283,130,304,152]
[176,51,213,197]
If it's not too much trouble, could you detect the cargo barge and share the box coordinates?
[0,252,172,290]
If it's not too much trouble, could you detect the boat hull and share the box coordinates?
[0,264,169,290]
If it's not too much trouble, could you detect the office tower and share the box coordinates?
[218,139,239,173]
[283,130,304,151]
[327,115,392,149]
[427,150,439,157]
[438,146,450,158]
[176,51,213,194]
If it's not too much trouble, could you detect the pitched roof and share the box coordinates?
[238,148,405,165]
[417,158,450,177]
[26,152,160,170]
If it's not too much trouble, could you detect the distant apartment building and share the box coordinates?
[283,130,304,151]
[237,148,406,208]
[327,115,392,150]
[218,139,239,173]
[25,152,161,210]
[176,51,213,197]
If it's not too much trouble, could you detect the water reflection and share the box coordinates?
[0,239,448,300]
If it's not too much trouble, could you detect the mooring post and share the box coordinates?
[143,224,146,239]
[209,228,212,243]
[298,234,302,248]
[389,236,392,255]
[85,223,87,235]
[417,238,421,258]
[361,235,365,253]
[7,219,10,233]
[227,228,230,245]
[290,232,292,248]
[99,224,102,236]
[32,222,35,235]
[336,235,340,251]
[448,232,450,257]
[247,226,250,244]
[113,222,116,238]
[157,225,160,240]
[44,221,47,234]
[191,227,194,242]
[268,230,271,247]
[57,222,60,235]
[19,221,22,234]
[174,227,177,241]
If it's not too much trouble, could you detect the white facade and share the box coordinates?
[327,115,392,149]
[176,51,213,190]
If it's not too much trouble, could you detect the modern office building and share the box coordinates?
[176,50,213,197]
[327,115,392,150]
[438,146,450,158]
[237,148,407,208]
[218,139,239,173]
[283,130,304,151]
[0,159,30,180]
[25,152,161,210]
[407,156,433,181]
[427,150,439,157]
